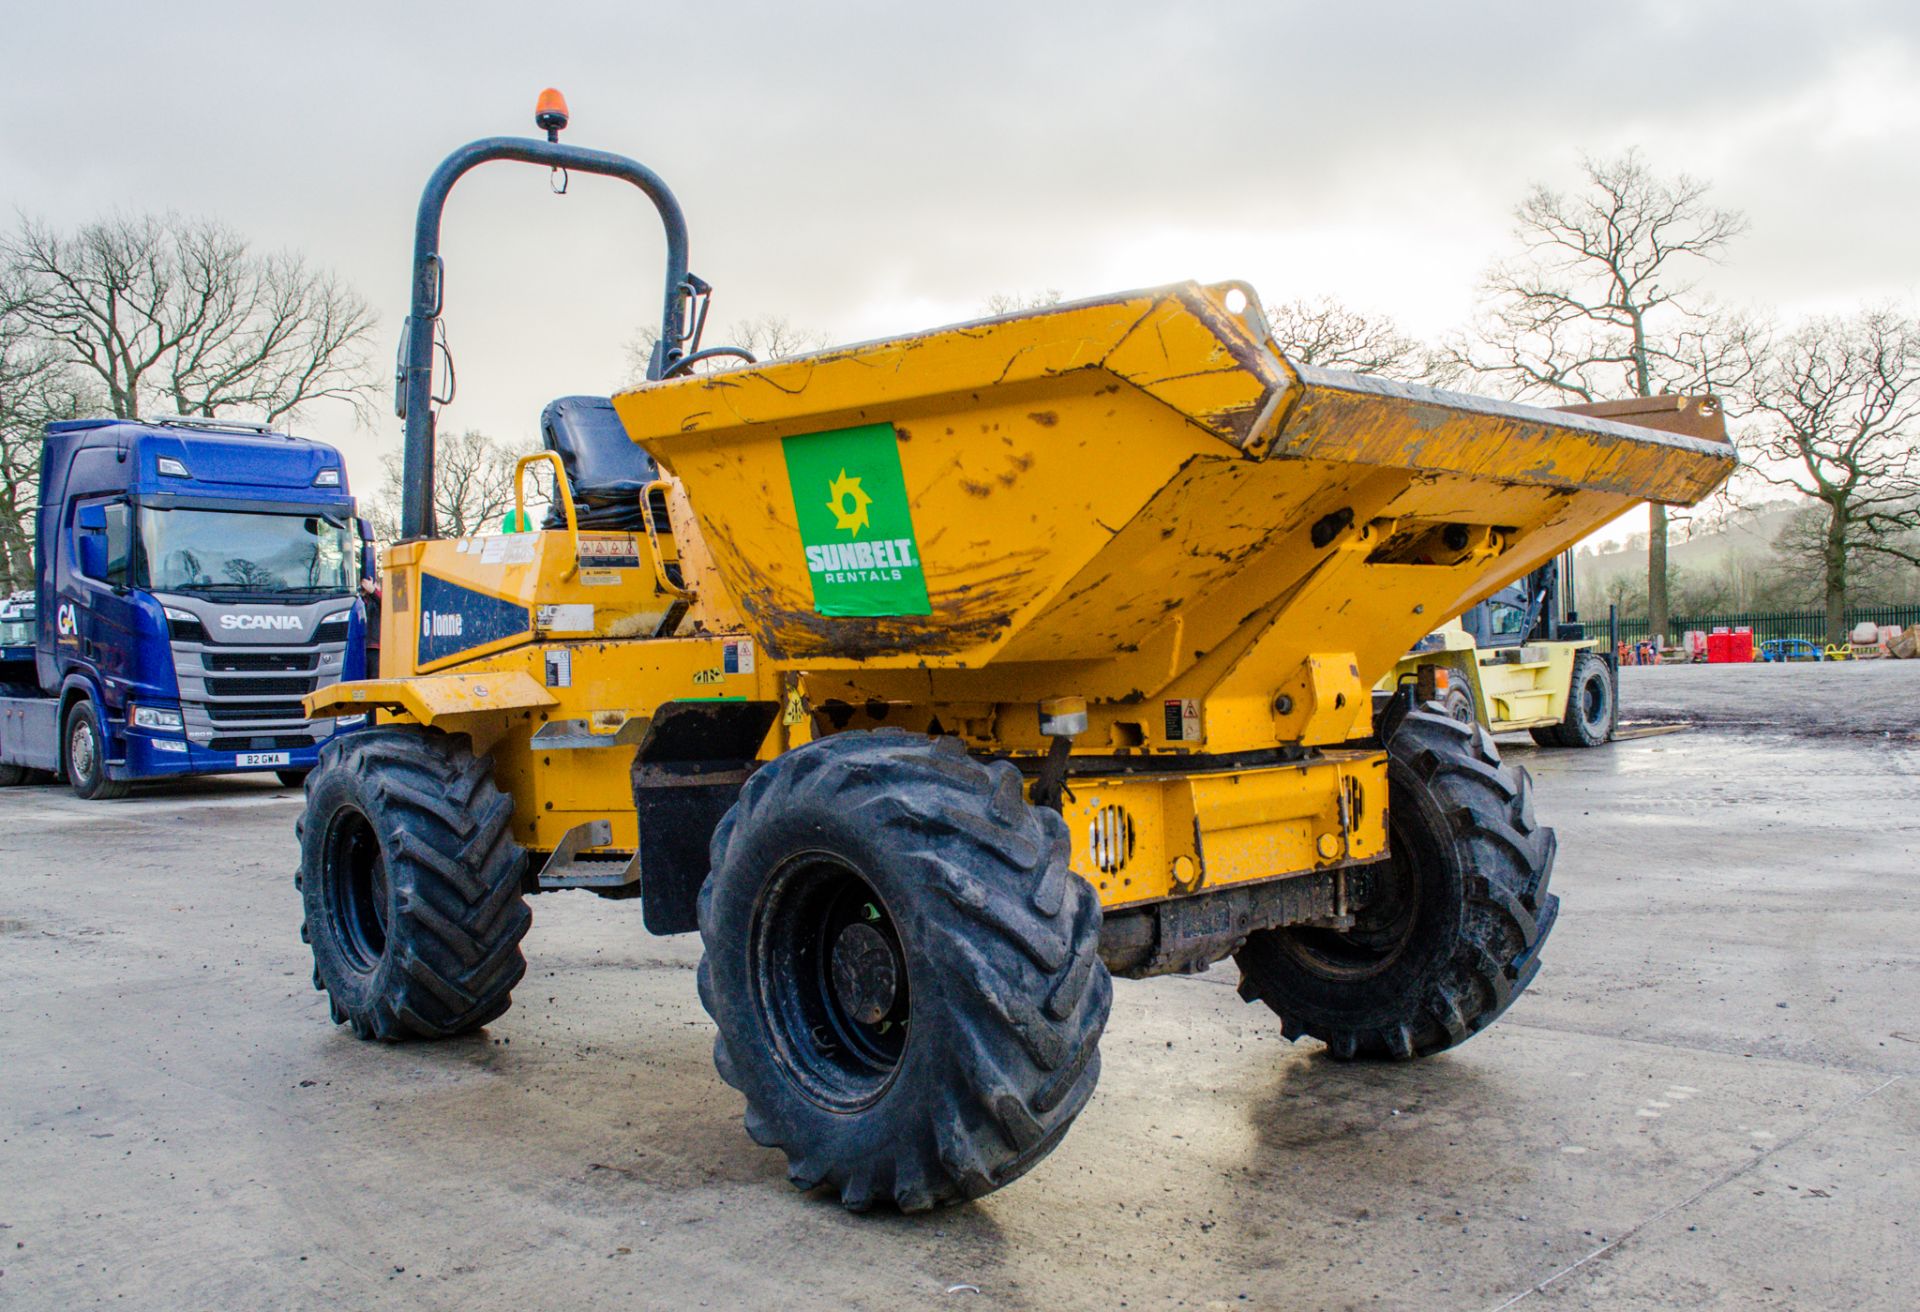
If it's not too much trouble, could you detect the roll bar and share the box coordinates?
[398,103,694,540]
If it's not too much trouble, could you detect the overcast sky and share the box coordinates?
[5,1,1916,540]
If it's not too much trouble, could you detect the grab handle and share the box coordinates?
[642,479,695,600]
[513,452,578,577]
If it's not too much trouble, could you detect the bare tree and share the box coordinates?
[1747,307,1920,643]
[1266,296,1425,379]
[368,428,533,543]
[1436,150,1758,643]
[624,314,829,384]
[981,289,1063,316]
[0,280,95,592]
[3,213,378,424]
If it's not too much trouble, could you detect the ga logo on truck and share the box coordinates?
[782,422,931,618]
[57,601,77,636]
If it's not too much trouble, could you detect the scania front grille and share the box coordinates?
[204,675,317,698]
[204,699,310,723]
[202,651,318,673]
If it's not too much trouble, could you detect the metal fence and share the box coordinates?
[1606,605,1920,647]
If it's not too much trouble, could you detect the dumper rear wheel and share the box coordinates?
[1531,651,1615,748]
[296,727,530,1041]
[698,730,1111,1212]
[1235,707,1556,1059]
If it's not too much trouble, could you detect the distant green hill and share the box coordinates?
[1571,501,1806,615]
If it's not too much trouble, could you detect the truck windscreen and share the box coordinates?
[138,507,356,595]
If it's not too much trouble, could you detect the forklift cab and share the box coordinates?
[1460,581,1535,650]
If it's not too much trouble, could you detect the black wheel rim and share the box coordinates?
[1581,672,1608,727]
[323,806,389,974]
[751,853,911,1112]
[1445,689,1474,725]
[1282,810,1427,981]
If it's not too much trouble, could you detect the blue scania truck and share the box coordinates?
[0,417,370,799]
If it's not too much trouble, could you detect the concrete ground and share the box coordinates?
[1620,658,1920,738]
[1,670,1915,1310]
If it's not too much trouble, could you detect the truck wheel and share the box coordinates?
[276,768,311,789]
[0,762,28,787]
[65,702,130,801]
[698,730,1110,1212]
[1534,651,1614,748]
[296,727,530,1041]
[1235,707,1557,1060]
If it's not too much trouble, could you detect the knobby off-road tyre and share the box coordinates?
[65,702,130,801]
[296,727,530,1041]
[1531,650,1616,748]
[698,730,1111,1212]
[1235,707,1558,1060]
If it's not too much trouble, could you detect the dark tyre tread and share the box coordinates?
[1236,707,1558,1061]
[1554,650,1616,748]
[297,727,530,1042]
[65,703,131,801]
[697,730,1110,1213]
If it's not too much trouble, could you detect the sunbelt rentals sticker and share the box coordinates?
[782,422,931,617]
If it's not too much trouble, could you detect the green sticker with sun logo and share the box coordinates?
[781,422,931,617]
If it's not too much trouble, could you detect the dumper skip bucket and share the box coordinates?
[613,282,1733,688]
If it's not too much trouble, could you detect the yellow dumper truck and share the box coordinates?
[296,102,1736,1212]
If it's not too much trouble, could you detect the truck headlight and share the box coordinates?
[130,704,185,733]
[162,606,207,641]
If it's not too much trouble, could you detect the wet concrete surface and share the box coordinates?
[1621,659,1919,738]
[1,682,1915,1310]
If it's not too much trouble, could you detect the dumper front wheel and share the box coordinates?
[296,727,530,1041]
[1235,708,1557,1059]
[698,730,1111,1212]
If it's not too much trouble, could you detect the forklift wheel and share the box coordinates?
[697,730,1111,1212]
[296,727,530,1041]
[1235,707,1558,1059]
[65,702,130,801]
[276,769,312,790]
[1439,683,1476,727]
[1532,651,1615,748]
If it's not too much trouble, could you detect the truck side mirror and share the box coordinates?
[75,502,133,587]
[77,530,109,581]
